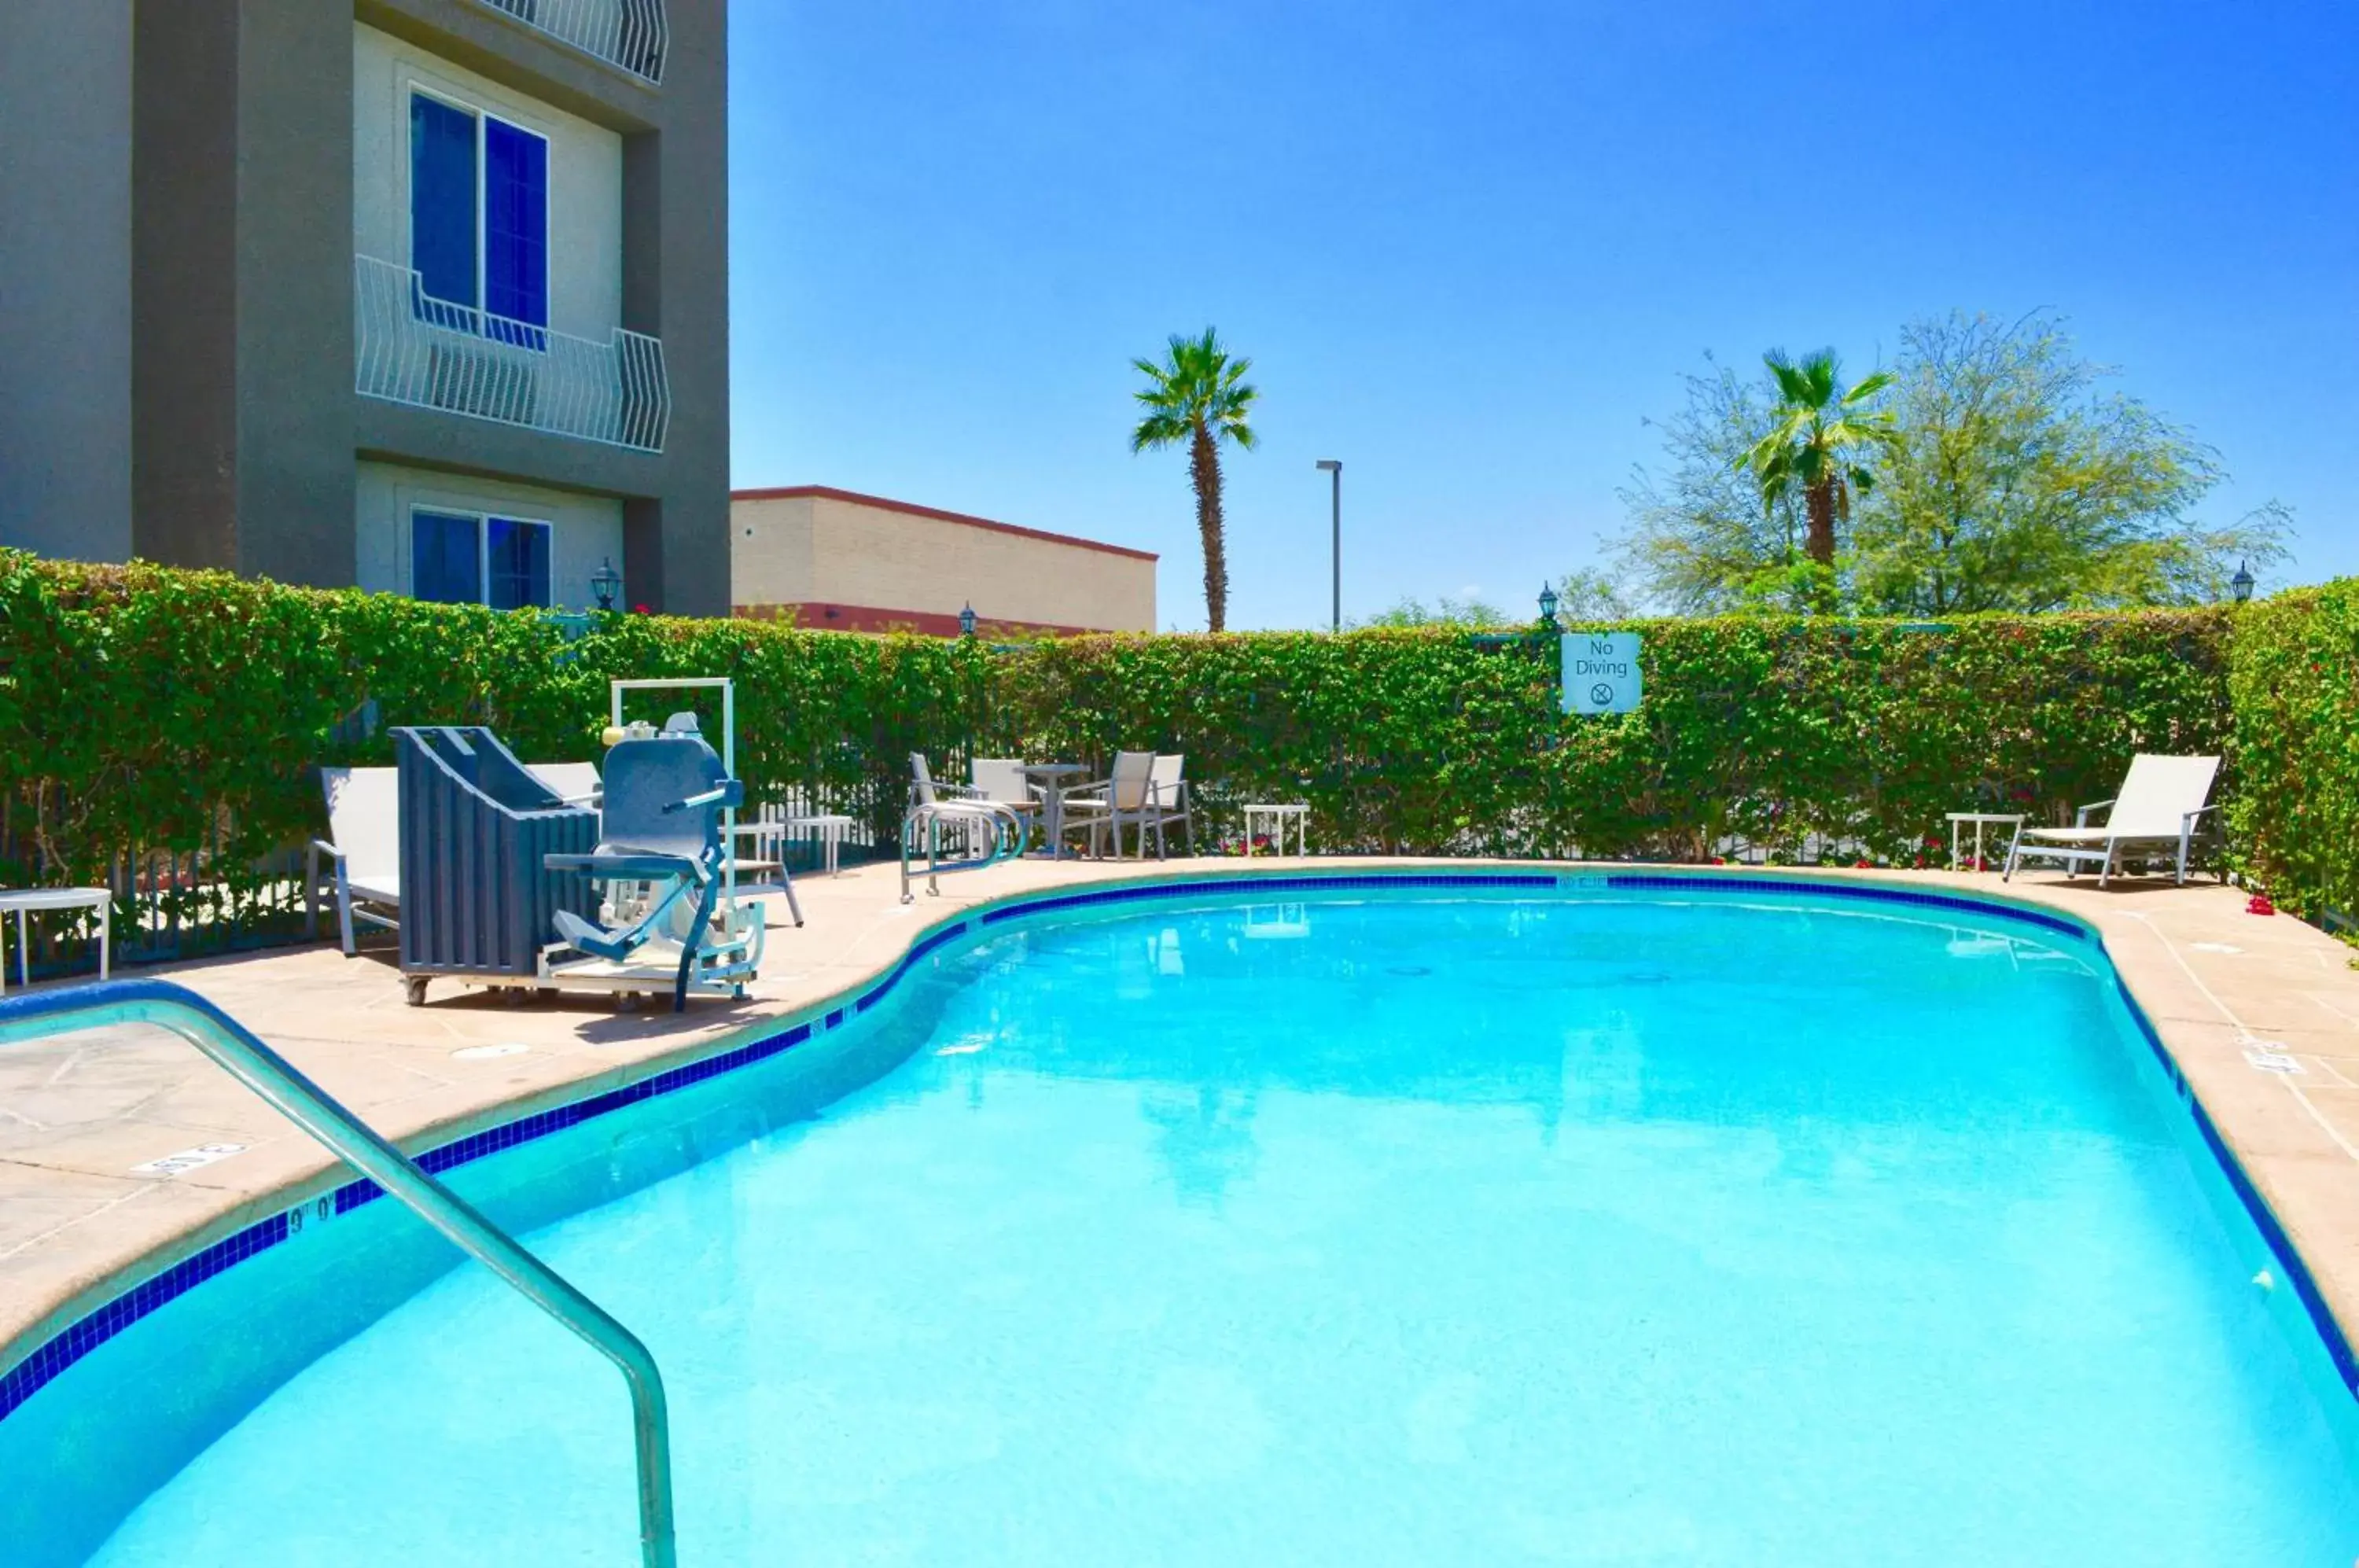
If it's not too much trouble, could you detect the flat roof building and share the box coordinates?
[0,0,731,615]
[731,487,1157,636]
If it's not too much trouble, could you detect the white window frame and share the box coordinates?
[406,504,555,609]
[403,79,554,331]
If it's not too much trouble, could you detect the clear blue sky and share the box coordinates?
[728,2,2358,631]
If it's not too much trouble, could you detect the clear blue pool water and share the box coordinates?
[10,888,2359,1566]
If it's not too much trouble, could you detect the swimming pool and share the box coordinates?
[7,878,2357,1565]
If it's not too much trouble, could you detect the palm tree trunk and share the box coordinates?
[1190,421,1228,631]
[1804,480,1838,566]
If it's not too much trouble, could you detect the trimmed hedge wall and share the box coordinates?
[2229,582,2359,929]
[999,614,2230,862]
[0,550,2280,954]
[0,555,988,945]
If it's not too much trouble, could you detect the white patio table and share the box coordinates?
[1945,812,2026,872]
[0,886,112,992]
[1243,803,1310,858]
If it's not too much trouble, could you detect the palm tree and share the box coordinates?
[1739,349,1899,570]
[1131,328,1259,632]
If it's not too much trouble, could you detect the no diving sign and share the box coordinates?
[1562,632,1642,716]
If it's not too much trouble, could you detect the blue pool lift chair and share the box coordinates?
[542,721,757,1010]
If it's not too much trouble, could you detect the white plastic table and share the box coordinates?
[1242,803,1309,858]
[1945,812,2026,872]
[0,887,112,992]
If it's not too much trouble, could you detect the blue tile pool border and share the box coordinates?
[1599,870,2091,941]
[5,867,2352,1428]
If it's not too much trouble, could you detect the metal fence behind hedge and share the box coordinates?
[0,805,318,981]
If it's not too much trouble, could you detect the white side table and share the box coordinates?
[0,887,112,992]
[1242,803,1308,858]
[1945,813,2026,872]
[738,812,856,876]
[779,814,855,876]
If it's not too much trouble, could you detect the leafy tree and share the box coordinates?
[1551,568,1635,623]
[1739,349,1899,572]
[1849,311,2288,613]
[1616,358,1827,614]
[1130,328,1260,632]
[1621,316,2290,615]
[1353,594,1510,628]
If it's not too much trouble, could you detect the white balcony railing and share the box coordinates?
[475,0,667,84]
[355,256,670,454]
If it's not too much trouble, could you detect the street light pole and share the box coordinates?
[1315,459,1341,631]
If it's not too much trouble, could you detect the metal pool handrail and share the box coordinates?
[0,979,678,1568]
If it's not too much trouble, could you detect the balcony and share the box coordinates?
[355,256,670,454]
[474,0,667,84]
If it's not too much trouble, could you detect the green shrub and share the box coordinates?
[0,554,988,929]
[2228,584,2359,928]
[0,550,2252,951]
[999,613,2231,861]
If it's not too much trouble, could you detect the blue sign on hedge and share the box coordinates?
[1562,632,1642,715]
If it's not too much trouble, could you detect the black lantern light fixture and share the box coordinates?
[2230,561,2256,605]
[590,556,621,612]
[1537,582,1560,628]
[959,602,978,638]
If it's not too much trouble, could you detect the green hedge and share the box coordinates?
[2229,583,2359,928]
[0,550,2264,956]
[1000,613,2231,861]
[0,554,988,944]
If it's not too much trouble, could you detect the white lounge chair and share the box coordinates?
[2002,754,2223,887]
[527,761,603,809]
[310,766,401,955]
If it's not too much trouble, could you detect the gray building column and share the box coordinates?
[0,0,134,562]
[621,0,731,617]
[132,0,354,586]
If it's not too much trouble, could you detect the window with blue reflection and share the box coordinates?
[409,95,477,311]
[408,94,548,344]
[484,120,548,343]
[412,511,481,604]
[487,518,552,609]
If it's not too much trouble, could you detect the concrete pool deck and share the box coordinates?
[4,856,2357,1389]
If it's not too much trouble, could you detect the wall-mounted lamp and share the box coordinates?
[959,602,978,638]
[590,557,621,612]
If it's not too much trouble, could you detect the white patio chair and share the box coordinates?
[1140,753,1194,859]
[1058,752,1159,859]
[309,767,401,955]
[970,758,1042,851]
[2002,754,2224,887]
[903,753,1025,900]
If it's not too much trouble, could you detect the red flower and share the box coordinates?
[633,602,651,614]
[2247,895,2276,917]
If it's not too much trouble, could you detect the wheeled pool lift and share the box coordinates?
[397,678,768,1011]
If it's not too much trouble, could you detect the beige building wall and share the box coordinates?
[732,489,1157,634]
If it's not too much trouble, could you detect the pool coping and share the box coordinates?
[5,859,2356,1429]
